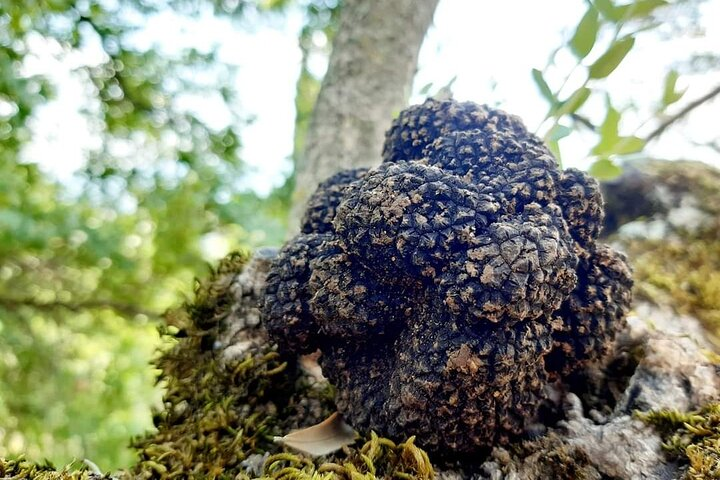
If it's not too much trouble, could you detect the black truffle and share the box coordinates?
[301,168,368,234]
[545,244,633,378]
[263,98,633,454]
[382,98,533,163]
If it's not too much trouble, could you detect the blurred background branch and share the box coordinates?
[645,82,720,142]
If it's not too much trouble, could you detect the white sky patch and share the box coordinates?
[415,0,720,170]
[20,0,720,195]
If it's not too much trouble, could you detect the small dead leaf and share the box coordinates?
[299,350,326,382]
[273,412,357,457]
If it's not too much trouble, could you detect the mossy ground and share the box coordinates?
[615,160,720,341]
[0,457,112,479]
[638,404,720,479]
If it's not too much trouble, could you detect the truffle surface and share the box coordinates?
[263,98,633,454]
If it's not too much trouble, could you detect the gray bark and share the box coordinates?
[289,0,440,231]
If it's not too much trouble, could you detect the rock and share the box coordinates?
[601,159,720,238]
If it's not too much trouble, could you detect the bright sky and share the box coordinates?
[21,0,720,197]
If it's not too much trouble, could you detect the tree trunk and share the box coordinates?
[289,0,439,231]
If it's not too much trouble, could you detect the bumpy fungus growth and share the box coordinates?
[264,98,633,454]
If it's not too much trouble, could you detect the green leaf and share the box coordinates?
[662,70,685,107]
[613,135,646,154]
[570,8,600,59]
[418,82,434,96]
[593,0,622,21]
[532,68,555,104]
[589,157,623,180]
[545,124,571,167]
[588,37,635,79]
[547,139,563,167]
[546,124,573,142]
[555,87,591,116]
[592,99,620,154]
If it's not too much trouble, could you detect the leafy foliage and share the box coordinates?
[531,0,708,174]
[0,0,293,469]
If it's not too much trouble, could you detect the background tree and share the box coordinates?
[289,0,439,227]
[0,0,296,467]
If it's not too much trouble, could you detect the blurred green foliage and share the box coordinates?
[531,0,713,176]
[0,0,319,470]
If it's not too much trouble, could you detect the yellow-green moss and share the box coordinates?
[617,161,720,340]
[629,237,720,331]
[0,456,112,479]
[638,403,720,479]
[240,433,433,480]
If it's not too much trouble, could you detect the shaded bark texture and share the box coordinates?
[289,0,440,231]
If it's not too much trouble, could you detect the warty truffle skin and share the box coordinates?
[262,98,633,454]
[300,167,368,235]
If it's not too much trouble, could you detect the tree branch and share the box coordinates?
[645,84,720,143]
[0,296,160,319]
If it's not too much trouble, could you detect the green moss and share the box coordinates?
[238,434,433,480]
[638,403,720,479]
[617,161,720,340]
[630,237,720,331]
[0,456,113,479]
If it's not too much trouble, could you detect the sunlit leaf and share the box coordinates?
[546,139,563,167]
[588,37,635,79]
[592,100,645,156]
[570,7,600,59]
[418,82,434,96]
[589,157,623,180]
[555,87,591,116]
[546,124,573,142]
[613,135,646,154]
[532,68,555,104]
[662,69,686,107]
[592,99,620,154]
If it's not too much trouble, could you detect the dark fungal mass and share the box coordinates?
[263,98,633,454]
[301,167,368,234]
[382,98,532,163]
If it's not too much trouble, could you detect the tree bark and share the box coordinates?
[289,0,439,231]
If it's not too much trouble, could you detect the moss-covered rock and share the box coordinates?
[639,403,720,479]
[0,457,113,479]
[602,160,720,337]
